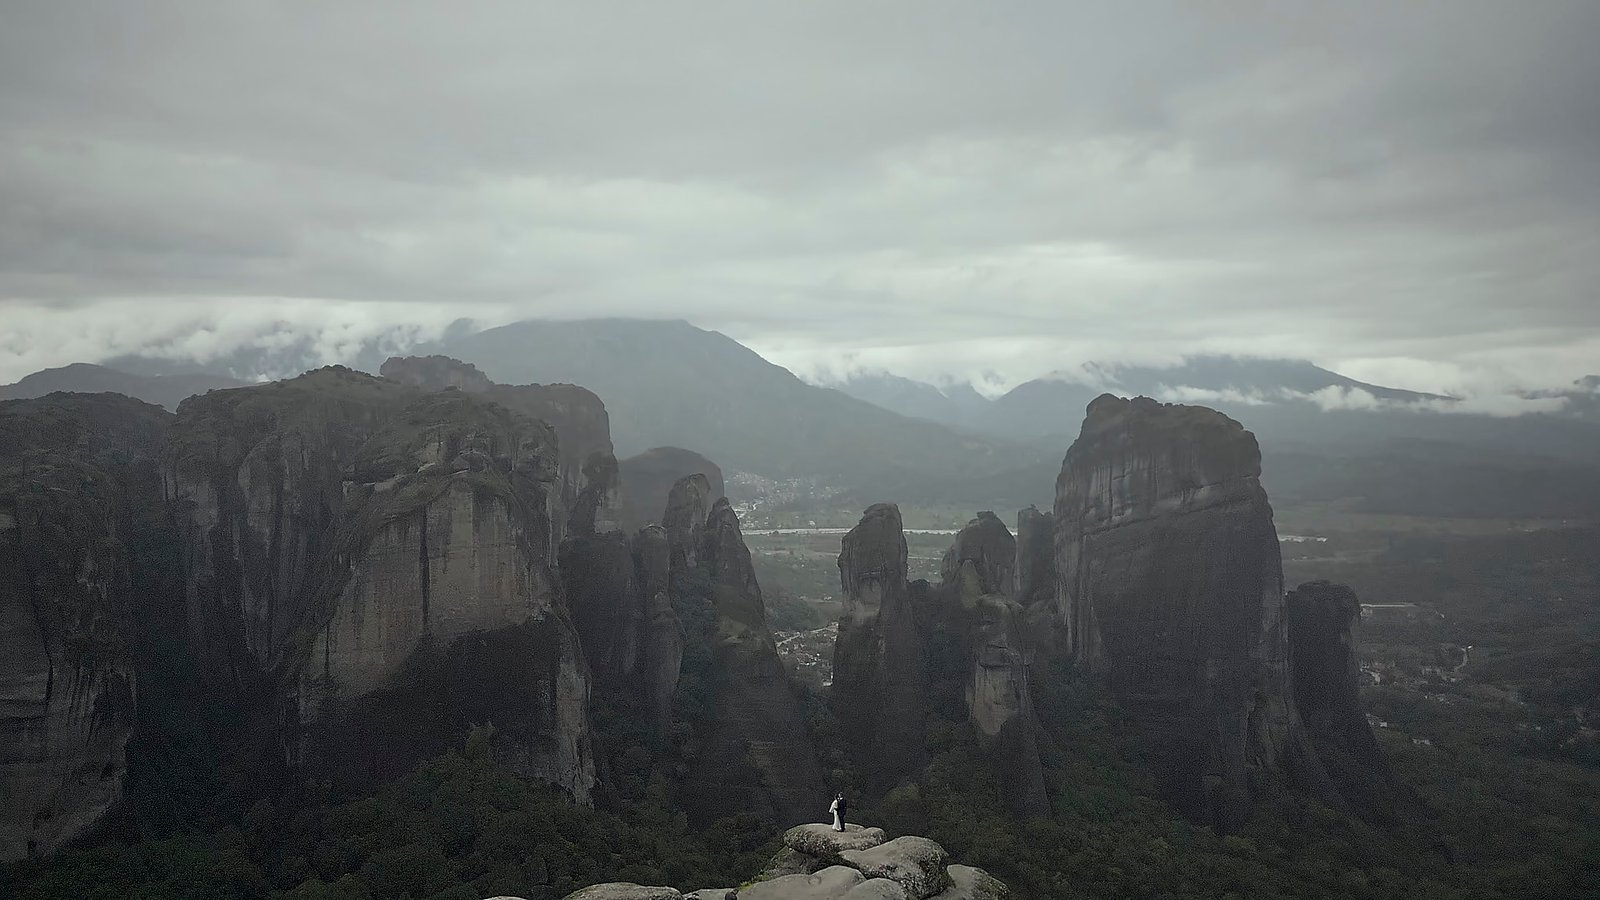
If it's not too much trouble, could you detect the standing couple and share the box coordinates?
[828,792,850,832]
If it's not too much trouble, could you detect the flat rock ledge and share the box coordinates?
[782,823,888,861]
[553,826,1007,900]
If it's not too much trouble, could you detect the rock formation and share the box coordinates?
[939,511,1014,598]
[1052,394,1320,829]
[633,525,681,732]
[0,393,169,861]
[833,504,926,786]
[1012,506,1053,612]
[663,474,714,574]
[619,446,725,533]
[166,368,596,801]
[683,498,825,825]
[381,355,621,540]
[560,824,1009,900]
[1288,580,1398,821]
[936,515,1049,819]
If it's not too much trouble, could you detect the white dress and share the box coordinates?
[829,798,843,831]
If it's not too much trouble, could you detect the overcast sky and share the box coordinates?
[2,1,1597,394]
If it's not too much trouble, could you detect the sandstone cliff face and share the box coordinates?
[1012,506,1054,611]
[939,514,1049,819]
[834,503,926,785]
[633,525,681,733]
[663,474,714,574]
[168,370,596,802]
[618,447,725,533]
[1052,394,1316,829]
[0,394,168,861]
[1288,580,1397,821]
[685,498,825,825]
[381,355,621,541]
[940,512,1014,599]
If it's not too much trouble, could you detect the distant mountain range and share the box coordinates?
[7,318,1599,518]
[0,363,245,411]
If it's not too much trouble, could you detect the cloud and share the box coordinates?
[1,2,1598,390]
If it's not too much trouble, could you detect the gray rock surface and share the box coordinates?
[759,846,828,880]
[562,886,683,900]
[683,499,827,825]
[839,836,950,900]
[169,369,596,802]
[739,866,866,900]
[928,865,1010,900]
[663,473,714,573]
[939,512,1014,598]
[1288,580,1401,820]
[0,393,169,861]
[1052,394,1323,829]
[782,823,887,861]
[1012,506,1054,614]
[833,504,926,785]
[843,881,910,900]
[684,890,736,900]
[963,594,1050,819]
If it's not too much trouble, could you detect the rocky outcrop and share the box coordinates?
[167,369,596,801]
[381,355,621,541]
[619,447,725,533]
[0,393,169,861]
[634,525,681,731]
[1288,580,1398,821]
[833,504,926,786]
[379,354,493,393]
[1052,394,1320,829]
[963,595,1049,819]
[1012,506,1054,613]
[562,825,1007,900]
[933,515,1049,819]
[684,498,825,825]
[663,474,713,574]
[939,512,1014,598]
[560,532,643,683]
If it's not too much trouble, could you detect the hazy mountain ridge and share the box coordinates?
[0,363,246,412]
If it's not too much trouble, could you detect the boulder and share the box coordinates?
[833,504,926,785]
[1052,394,1324,829]
[684,891,736,900]
[783,823,887,861]
[839,836,950,900]
[928,865,1010,900]
[844,881,910,900]
[739,866,866,900]
[562,886,682,900]
[759,846,827,880]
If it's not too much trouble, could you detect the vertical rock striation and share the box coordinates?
[1052,394,1320,829]
[0,394,169,861]
[167,369,596,802]
[834,503,926,786]
[939,511,1015,599]
[663,474,714,575]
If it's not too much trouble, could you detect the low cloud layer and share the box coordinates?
[3,2,1598,394]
